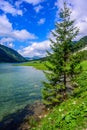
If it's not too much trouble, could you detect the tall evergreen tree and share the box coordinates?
[42,2,79,106]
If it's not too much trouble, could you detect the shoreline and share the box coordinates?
[0,101,48,130]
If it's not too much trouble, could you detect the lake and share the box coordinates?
[0,63,46,121]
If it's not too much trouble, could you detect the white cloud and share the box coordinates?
[0,37,15,48]
[18,40,51,57]
[0,37,14,44]
[24,0,43,5]
[0,0,22,16]
[55,0,87,40]
[0,15,37,41]
[15,0,44,7]
[12,30,37,40]
[0,15,12,36]
[7,43,15,48]
[34,5,43,13]
[38,18,46,25]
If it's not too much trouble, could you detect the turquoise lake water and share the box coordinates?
[0,63,46,121]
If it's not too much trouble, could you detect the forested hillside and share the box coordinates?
[74,36,87,51]
[0,44,26,62]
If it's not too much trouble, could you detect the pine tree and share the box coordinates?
[42,2,79,106]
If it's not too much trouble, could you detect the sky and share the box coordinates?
[0,0,87,57]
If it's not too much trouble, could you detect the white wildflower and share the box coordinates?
[62,114,64,117]
[47,108,50,111]
[82,102,85,105]
[48,117,51,120]
[59,108,62,112]
[72,101,76,105]
[44,114,47,117]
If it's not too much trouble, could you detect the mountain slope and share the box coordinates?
[0,44,26,62]
[74,36,87,51]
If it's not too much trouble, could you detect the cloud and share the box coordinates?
[7,43,15,48]
[0,0,22,16]
[24,0,44,5]
[0,15,37,41]
[12,30,37,40]
[18,40,51,57]
[0,37,14,44]
[55,0,87,40]
[15,0,44,7]
[34,5,43,13]
[0,37,15,48]
[38,18,46,25]
[0,15,12,36]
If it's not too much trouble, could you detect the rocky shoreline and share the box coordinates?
[0,101,48,130]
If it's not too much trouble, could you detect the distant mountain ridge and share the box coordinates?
[74,36,87,51]
[25,56,41,60]
[0,44,26,63]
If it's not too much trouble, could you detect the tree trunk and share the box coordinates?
[64,71,66,88]
[64,50,67,89]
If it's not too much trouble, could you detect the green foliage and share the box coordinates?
[28,116,38,128]
[42,82,65,106]
[33,97,87,130]
[81,60,87,70]
[32,70,87,130]
[73,71,87,97]
[42,2,80,106]
[69,53,82,78]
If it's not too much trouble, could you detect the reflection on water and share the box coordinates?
[0,63,46,121]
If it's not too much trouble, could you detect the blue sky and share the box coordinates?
[0,0,87,57]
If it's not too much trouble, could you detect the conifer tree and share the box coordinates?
[42,2,79,106]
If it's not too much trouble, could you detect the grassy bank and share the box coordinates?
[23,60,87,130]
[18,60,47,70]
[31,69,87,130]
[17,60,87,129]
[33,90,87,129]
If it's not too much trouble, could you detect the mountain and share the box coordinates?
[0,44,26,63]
[74,36,87,51]
[25,56,47,61]
[25,56,41,61]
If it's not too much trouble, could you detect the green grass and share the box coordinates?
[18,60,48,70]
[35,95,87,130]
[31,70,87,130]
[29,60,87,130]
[81,60,87,71]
